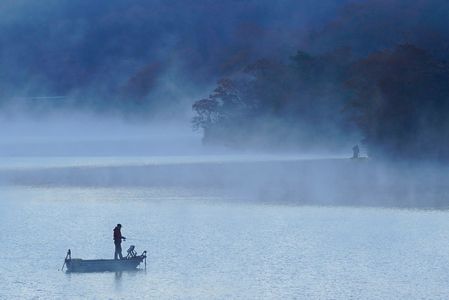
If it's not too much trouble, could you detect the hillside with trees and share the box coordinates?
[193,44,449,160]
[193,50,353,150]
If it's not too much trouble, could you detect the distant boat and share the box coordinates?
[62,246,147,273]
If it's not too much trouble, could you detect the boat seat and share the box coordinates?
[126,245,137,258]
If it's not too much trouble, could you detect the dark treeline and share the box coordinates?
[193,44,449,160]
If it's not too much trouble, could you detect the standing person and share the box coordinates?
[113,224,126,260]
[352,144,360,159]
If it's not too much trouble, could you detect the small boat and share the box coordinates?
[62,245,147,273]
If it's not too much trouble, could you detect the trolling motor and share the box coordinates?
[142,250,147,269]
[61,249,71,271]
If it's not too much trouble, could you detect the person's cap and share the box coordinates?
[117,223,122,227]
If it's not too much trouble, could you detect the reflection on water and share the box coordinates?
[114,272,122,293]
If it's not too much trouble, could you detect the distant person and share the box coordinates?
[352,144,360,159]
[113,224,126,260]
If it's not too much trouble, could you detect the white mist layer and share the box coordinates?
[0,113,203,156]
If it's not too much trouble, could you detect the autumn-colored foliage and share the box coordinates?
[193,44,449,160]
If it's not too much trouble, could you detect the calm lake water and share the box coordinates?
[1,156,449,299]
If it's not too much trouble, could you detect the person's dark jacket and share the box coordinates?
[113,226,123,243]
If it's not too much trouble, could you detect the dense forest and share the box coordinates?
[193,44,449,160]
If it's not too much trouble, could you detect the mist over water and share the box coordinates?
[0,113,446,209]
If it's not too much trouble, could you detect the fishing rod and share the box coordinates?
[126,237,153,242]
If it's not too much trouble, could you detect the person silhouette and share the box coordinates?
[113,224,126,260]
[352,144,360,159]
